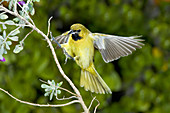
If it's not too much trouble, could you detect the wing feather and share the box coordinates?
[54,32,70,44]
[92,33,144,63]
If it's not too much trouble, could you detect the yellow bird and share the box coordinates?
[53,23,144,94]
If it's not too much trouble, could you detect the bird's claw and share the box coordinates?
[63,49,75,64]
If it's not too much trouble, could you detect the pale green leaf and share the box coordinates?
[45,88,51,92]
[5,20,15,24]
[58,81,63,87]
[0,45,4,54]
[33,0,40,2]
[57,90,61,94]
[5,42,10,50]
[13,18,20,22]
[41,84,49,89]
[44,92,50,97]
[9,36,19,41]
[3,30,6,38]
[30,8,35,15]
[0,54,3,60]
[13,44,23,53]
[50,90,54,100]
[6,41,12,45]
[11,30,20,36]
[2,24,7,29]
[0,35,3,40]
[0,14,8,20]
[4,49,7,54]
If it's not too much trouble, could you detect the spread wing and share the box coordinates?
[54,31,70,44]
[92,33,144,63]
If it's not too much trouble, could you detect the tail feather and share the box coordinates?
[80,68,112,94]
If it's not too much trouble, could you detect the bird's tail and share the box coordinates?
[80,66,112,94]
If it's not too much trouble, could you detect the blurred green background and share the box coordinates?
[0,0,170,113]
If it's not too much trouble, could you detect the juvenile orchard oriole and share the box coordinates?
[53,23,144,94]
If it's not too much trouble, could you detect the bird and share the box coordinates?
[52,23,144,94]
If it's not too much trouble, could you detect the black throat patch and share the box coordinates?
[72,33,82,41]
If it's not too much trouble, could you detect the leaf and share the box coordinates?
[28,3,34,15]
[0,35,3,40]
[5,20,15,24]
[10,30,20,36]
[30,8,35,15]
[41,84,49,89]
[0,14,8,20]
[50,90,54,100]
[2,24,7,29]
[44,92,50,97]
[13,18,20,22]
[3,30,6,38]
[8,0,13,10]
[13,44,23,53]
[8,36,19,41]
[6,41,12,45]
[4,49,7,54]
[51,80,55,86]
[58,81,63,87]
[0,45,4,54]
[5,42,10,50]
[57,90,61,94]
[0,54,3,60]
[45,88,51,92]
[48,80,53,85]
[33,0,40,2]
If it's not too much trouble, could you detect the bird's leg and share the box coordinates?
[73,56,80,61]
[50,32,74,63]
[63,49,75,64]
[50,32,61,48]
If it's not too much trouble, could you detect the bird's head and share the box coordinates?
[68,23,90,41]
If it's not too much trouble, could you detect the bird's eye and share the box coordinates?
[77,29,81,32]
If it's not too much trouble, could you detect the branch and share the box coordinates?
[88,96,96,110]
[94,98,100,113]
[5,26,21,40]
[47,16,53,37]
[21,29,34,43]
[0,5,89,113]
[0,87,79,107]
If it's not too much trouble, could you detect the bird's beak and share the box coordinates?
[68,30,73,34]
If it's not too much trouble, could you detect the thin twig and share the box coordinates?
[0,87,80,107]
[0,11,6,15]
[90,94,100,113]
[94,98,100,113]
[88,96,96,110]
[21,29,34,43]
[47,16,53,37]
[4,26,21,42]
[56,95,77,101]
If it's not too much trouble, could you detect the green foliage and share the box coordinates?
[41,80,63,101]
[0,0,170,113]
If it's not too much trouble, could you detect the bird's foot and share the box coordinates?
[73,56,80,61]
[63,49,75,64]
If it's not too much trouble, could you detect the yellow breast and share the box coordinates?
[69,35,94,69]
